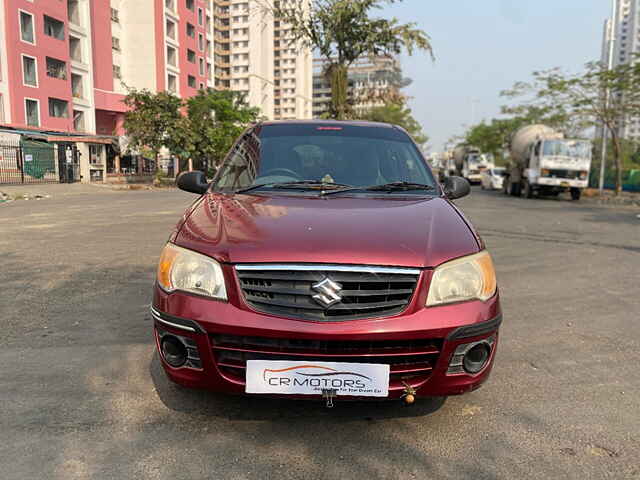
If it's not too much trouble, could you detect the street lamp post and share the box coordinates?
[600,0,618,195]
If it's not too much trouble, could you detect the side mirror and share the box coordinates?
[443,176,470,200]
[176,171,209,195]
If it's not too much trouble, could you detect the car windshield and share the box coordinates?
[213,124,436,194]
[542,140,591,158]
[492,168,505,176]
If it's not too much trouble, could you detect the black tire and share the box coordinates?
[570,188,581,201]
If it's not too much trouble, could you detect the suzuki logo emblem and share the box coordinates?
[311,277,343,308]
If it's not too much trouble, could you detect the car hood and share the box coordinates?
[175,193,480,268]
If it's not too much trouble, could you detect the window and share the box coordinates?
[22,55,37,87]
[69,36,82,62]
[49,98,69,118]
[113,65,121,79]
[187,49,196,63]
[166,19,176,40]
[20,11,35,44]
[73,110,85,131]
[89,144,101,164]
[112,37,121,51]
[46,57,67,80]
[44,15,65,40]
[167,73,177,92]
[67,0,81,25]
[198,8,203,25]
[25,99,40,126]
[186,23,195,38]
[199,58,205,75]
[71,73,83,98]
[186,0,194,11]
[111,8,119,23]
[188,75,196,88]
[167,46,177,67]
[198,33,204,51]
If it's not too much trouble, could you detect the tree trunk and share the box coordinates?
[610,130,623,196]
[326,63,349,120]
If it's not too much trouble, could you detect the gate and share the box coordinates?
[0,139,65,185]
[56,143,80,183]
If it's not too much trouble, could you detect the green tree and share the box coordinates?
[501,59,640,194]
[123,89,184,165]
[123,89,260,176]
[359,101,428,147]
[185,89,261,171]
[274,0,432,119]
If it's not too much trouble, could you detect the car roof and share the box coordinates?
[258,119,396,129]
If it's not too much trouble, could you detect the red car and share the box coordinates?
[153,121,501,406]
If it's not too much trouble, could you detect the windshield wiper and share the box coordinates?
[321,182,437,197]
[235,180,352,194]
[364,182,437,192]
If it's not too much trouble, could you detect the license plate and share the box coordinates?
[245,360,390,397]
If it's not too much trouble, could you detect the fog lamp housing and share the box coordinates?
[448,336,495,375]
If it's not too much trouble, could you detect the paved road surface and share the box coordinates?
[1,186,639,479]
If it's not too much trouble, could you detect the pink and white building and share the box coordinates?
[0,0,216,135]
[0,0,311,182]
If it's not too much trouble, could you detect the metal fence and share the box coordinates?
[0,140,78,185]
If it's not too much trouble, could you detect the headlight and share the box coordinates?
[157,243,227,300]
[426,251,497,307]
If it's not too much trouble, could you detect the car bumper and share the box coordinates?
[536,177,587,188]
[152,286,502,400]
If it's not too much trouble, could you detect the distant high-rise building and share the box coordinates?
[0,0,312,136]
[212,0,312,121]
[601,0,640,141]
[312,55,404,118]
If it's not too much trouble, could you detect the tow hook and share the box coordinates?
[401,382,416,405]
[321,388,337,408]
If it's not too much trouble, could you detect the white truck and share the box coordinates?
[504,125,592,201]
[453,145,494,184]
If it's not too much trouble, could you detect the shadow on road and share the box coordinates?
[149,352,448,421]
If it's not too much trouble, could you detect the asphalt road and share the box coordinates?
[1,185,639,479]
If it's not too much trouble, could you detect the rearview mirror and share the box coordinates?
[176,171,209,195]
[443,176,470,200]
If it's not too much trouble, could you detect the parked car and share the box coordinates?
[481,167,506,191]
[153,121,502,406]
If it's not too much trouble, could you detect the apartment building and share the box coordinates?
[0,0,312,137]
[312,55,403,118]
[212,0,312,120]
[601,0,640,141]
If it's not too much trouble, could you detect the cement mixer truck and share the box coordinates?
[503,125,592,200]
[453,145,494,184]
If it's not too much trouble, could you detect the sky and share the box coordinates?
[380,0,611,151]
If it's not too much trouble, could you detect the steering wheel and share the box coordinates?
[261,168,302,180]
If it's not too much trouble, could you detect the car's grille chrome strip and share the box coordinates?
[235,264,420,322]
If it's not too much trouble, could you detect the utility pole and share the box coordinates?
[600,0,618,195]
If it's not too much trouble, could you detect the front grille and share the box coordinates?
[543,169,580,179]
[236,265,420,321]
[211,334,442,389]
